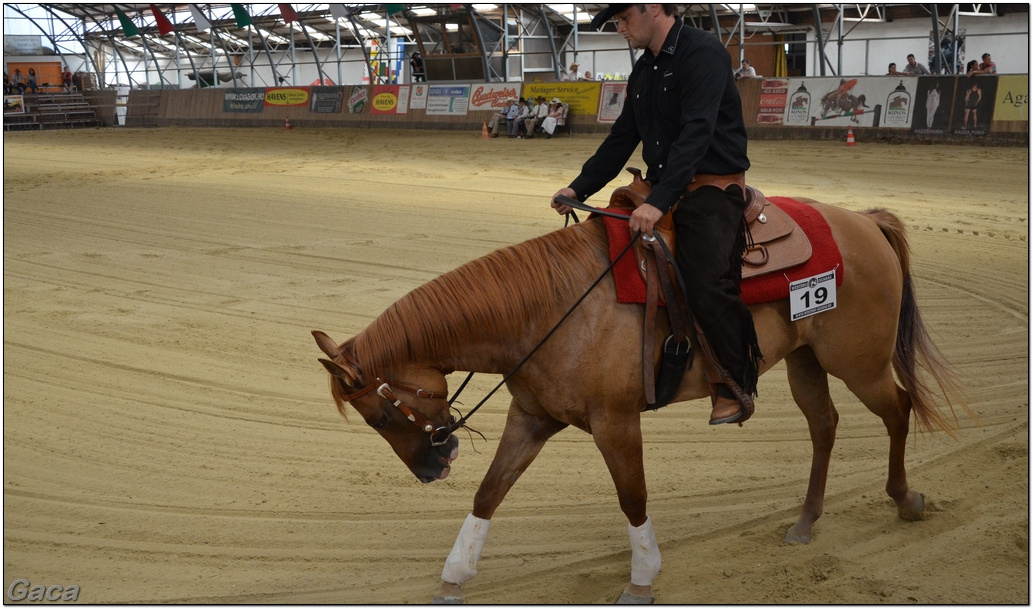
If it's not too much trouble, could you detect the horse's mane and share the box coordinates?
[351,221,608,378]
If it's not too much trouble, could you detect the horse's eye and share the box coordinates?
[370,411,389,429]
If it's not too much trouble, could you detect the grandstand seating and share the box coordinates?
[4,92,102,131]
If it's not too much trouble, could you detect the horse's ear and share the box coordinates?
[312,330,339,358]
[319,357,352,379]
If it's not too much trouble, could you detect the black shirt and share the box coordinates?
[568,18,749,213]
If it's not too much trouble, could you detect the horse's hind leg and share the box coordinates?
[784,346,839,544]
[843,368,925,522]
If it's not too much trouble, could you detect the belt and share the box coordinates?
[686,172,746,193]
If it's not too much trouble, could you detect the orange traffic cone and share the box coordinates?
[481,121,489,139]
[846,125,855,146]
[285,116,292,130]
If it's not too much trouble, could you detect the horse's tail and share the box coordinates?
[862,208,970,438]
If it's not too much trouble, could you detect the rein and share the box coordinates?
[341,198,642,447]
[446,197,638,434]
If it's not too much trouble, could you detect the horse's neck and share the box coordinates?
[356,222,609,376]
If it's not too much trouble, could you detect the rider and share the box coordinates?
[550,4,761,425]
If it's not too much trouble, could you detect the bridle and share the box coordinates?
[335,352,456,447]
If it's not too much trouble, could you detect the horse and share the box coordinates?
[312,198,963,604]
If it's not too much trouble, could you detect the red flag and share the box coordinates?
[278,4,298,23]
[149,4,175,35]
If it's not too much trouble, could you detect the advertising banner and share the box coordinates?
[264,87,309,107]
[371,85,410,114]
[223,88,265,113]
[522,82,601,116]
[347,86,368,114]
[757,78,789,124]
[469,83,520,111]
[910,77,954,136]
[993,75,1029,122]
[597,82,627,123]
[309,87,344,114]
[783,77,920,128]
[409,83,429,110]
[950,77,998,136]
[426,85,470,116]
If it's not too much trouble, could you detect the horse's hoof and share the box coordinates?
[617,585,654,605]
[617,591,654,604]
[784,522,813,544]
[897,491,926,522]
[433,581,464,604]
[617,590,654,604]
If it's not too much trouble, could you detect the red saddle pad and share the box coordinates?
[602,196,843,306]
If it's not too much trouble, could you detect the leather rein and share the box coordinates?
[339,199,640,448]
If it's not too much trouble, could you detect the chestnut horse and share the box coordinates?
[312,199,962,604]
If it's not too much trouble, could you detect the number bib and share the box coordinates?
[789,268,838,321]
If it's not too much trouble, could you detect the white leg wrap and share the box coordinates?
[628,516,662,586]
[440,513,491,585]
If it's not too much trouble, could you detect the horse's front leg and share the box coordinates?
[433,400,567,604]
[592,410,660,604]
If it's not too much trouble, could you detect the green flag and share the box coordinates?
[386,4,405,15]
[113,6,140,37]
[231,4,253,28]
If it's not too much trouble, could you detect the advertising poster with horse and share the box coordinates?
[784,76,918,128]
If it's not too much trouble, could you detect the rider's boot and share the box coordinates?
[709,386,745,425]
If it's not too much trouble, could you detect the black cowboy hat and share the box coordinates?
[590,4,631,30]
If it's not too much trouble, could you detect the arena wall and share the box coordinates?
[120,75,1026,145]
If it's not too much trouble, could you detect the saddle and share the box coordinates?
[607,168,812,418]
[609,168,812,284]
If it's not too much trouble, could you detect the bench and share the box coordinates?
[3,115,42,131]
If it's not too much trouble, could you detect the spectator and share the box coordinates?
[507,96,528,138]
[565,62,581,81]
[886,63,900,76]
[410,52,425,82]
[734,58,756,80]
[541,98,565,139]
[524,95,549,138]
[3,71,10,95]
[26,68,39,94]
[11,68,26,94]
[965,60,981,76]
[969,53,996,76]
[903,53,930,76]
[510,96,528,138]
[580,71,595,81]
[486,97,515,138]
[62,68,74,91]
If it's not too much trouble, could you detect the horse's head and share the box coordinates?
[312,330,459,483]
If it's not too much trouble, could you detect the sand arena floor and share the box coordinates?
[3,127,1028,604]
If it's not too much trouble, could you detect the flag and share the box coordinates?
[149,4,175,35]
[231,4,253,28]
[328,4,350,20]
[113,6,140,37]
[188,4,211,31]
[278,4,298,23]
[386,4,405,15]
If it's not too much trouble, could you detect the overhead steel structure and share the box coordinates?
[3,4,1025,89]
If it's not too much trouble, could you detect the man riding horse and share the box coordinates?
[550,4,761,426]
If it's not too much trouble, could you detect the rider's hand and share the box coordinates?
[551,187,577,215]
[629,203,663,236]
